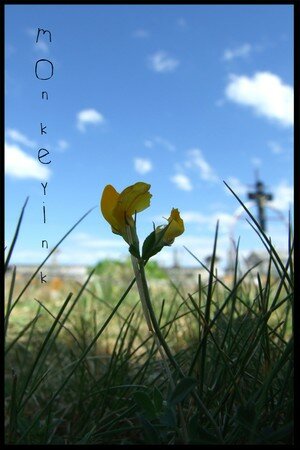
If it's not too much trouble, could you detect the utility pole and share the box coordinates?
[247,170,273,232]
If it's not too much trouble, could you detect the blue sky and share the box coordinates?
[5,4,294,270]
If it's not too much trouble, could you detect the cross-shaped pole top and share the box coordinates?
[247,172,273,232]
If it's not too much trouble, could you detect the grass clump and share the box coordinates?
[4,194,293,445]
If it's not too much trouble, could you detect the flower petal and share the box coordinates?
[118,182,152,216]
[163,208,185,244]
[101,182,152,241]
[100,185,120,232]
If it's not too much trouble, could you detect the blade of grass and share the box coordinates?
[5,313,42,355]
[5,197,29,273]
[16,277,136,443]
[19,269,97,411]
[8,206,96,315]
[249,337,293,443]
[17,292,73,410]
[4,265,17,340]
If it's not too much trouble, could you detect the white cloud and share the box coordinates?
[6,128,36,148]
[56,233,127,265]
[134,158,153,174]
[181,210,235,229]
[210,212,235,229]
[133,29,149,38]
[5,142,51,180]
[11,248,123,266]
[77,109,104,132]
[57,139,69,151]
[154,136,176,152]
[185,148,218,182]
[270,181,294,212]
[59,250,123,265]
[10,250,47,263]
[170,174,193,191]
[148,51,179,73]
[70,233,124,249]
[225,72,294,127]
[144,136,176,152]
[181,211,207,224]
[223,43,252,61]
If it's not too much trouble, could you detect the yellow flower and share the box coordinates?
[162,208,184,244]
[101,182,152,239]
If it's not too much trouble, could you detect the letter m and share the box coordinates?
[36,28,52,43]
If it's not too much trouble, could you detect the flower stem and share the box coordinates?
[135,256,189,444]
[136,257,182,374]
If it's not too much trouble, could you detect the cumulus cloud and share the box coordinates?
[134,158,153,174]
[225,71,294,127]
[222,43,252,61]
[185,148,218,182]
[5,142,51,180]
[170,173,193,191]
[148,51,179,73]
[77,109,105,132]
[6,128,36,148]
[270,181,294,212]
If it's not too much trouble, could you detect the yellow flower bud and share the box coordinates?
[162,208,184,244]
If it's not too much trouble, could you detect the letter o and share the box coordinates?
[35,59,54,80]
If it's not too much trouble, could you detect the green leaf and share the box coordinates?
[142,231,157,259]
[168,377,197,406]
[129,244,140,259]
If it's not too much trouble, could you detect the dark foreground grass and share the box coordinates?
[4,196,293,444]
